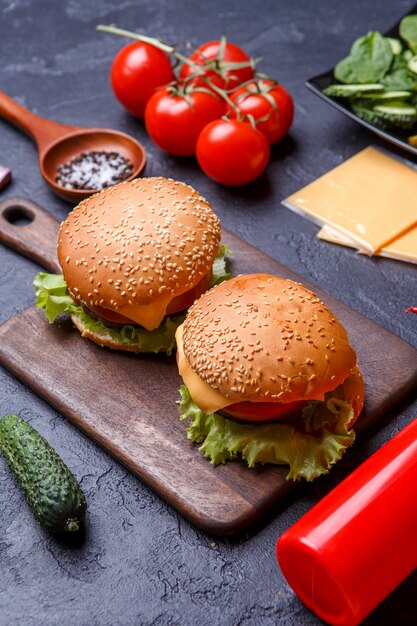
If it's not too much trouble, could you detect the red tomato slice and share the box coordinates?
[166,270,212,314]
[223,399,306,423]
[86,306,134,325]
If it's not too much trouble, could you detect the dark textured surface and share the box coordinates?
[0,0,416,624]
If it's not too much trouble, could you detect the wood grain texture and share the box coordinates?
[1,196,417,535]
[0,196,61,273]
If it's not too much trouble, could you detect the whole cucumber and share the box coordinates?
[0,414,86,533]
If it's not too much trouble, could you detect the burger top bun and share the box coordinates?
[57,177,221,329]
[182,274,358,404]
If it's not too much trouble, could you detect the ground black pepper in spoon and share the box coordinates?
[0,91,146,202]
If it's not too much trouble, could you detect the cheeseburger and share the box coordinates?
[34,177,228,354]
[177,274,364,481]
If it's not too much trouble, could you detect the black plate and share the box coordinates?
[306,4,417,156]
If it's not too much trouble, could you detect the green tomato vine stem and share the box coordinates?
[98,24,210,74]
[97,24,271,126]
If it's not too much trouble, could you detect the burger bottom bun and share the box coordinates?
[70,313,159,353]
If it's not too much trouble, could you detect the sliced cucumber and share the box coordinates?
[407,55,417,74]
[373,102,417,115]
[373,101,417,128]
[360,90,412,101]
[350,100,389,129]
[323,83,384,98]
[352,99,417,129]
[387,37,402,55]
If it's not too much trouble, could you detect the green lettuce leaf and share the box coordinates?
[178,386,355,481]
[33,273,79,322]
[74,310,184,354]
[210,243,231,286]
[33,246,230,355]
[34,272,184,354]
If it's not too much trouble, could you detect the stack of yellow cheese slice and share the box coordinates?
[283,146,417,263]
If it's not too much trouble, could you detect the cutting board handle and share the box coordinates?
[0,196,61,273]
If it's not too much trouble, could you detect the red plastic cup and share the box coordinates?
[277,418,417,626]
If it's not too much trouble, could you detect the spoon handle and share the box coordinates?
[0,92,78,155]
[0,196,61,273]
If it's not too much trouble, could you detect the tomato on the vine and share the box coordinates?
[196,119,270,186]
[110,41,175,118]
[228,80,294,144]
[179,39,254,90]
[144,84,225,156]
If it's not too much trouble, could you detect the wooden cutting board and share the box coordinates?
[1,195,417,536]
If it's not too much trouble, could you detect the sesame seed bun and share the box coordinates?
[182,273,359,404]
[57,177,221,331]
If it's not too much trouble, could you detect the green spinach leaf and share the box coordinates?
[335,31,393,83]
[383,67,417,90]
[400,15,417,53]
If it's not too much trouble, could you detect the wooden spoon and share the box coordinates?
[0,91,146,203]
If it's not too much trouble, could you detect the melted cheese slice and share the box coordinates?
[116,295,173,331]
[318,224,417,265]
[176,324,233,413]
[114,269,212,330]
[283,147,417,255]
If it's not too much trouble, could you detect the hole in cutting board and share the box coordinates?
[2,206,35,227]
